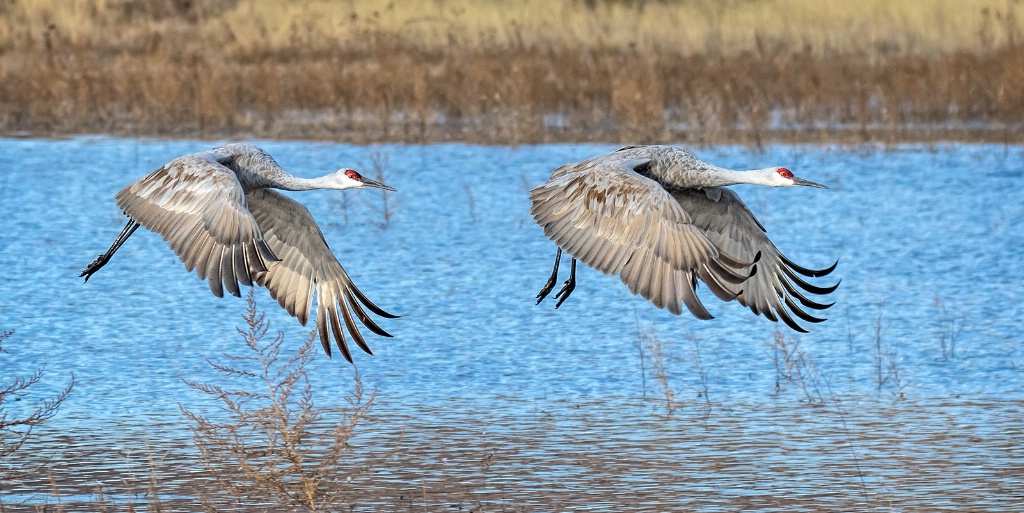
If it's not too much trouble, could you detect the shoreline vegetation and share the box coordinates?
[1,0,1023,145]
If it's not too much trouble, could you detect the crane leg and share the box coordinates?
[81,218,141,282]
[553,257,577,308]
[535,248,563,304]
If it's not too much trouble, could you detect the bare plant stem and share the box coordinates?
[632,313,647,399]
[0,329,74,483]
[686,335,712,416]
[366,150,397,229]
[464,183,477,224]
[181,289,386,511]
[637,330,676,415]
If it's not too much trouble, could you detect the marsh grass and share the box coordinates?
[0,329,74,484]
[869,315,907,399]
[180,290,387,512]
[643,331,677,415]
[933,298,965,361]
[363,150,397,229]
[1,1,1022,143]
[463,183,478,224]
[685,334,712,413]
[770,330,826,404]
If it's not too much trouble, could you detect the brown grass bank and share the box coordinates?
[1,0,1022,144]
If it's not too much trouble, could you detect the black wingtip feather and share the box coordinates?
[783,296,827,324]
[316,309,333,358]
[781,266,841,295]
[779,276,835,310]
[776,307,809,333]
[345,289,394,338]
[338,293,374,356]
[328,303,354,364]
[343,273,400,319]
[781,255,838,277]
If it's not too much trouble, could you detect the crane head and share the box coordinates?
[772,167,828,189]
[332,168,397,191]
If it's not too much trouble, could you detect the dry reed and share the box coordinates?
[1,0,1022,143]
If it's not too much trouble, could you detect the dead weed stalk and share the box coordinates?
[685,334,712,414]
[0,329,74,483]
[642,331,677,416]
[365,150,397,229]
[181,290,383,512]
[871,315,907,399]
[934,298,964,361]
[770,330,825,405]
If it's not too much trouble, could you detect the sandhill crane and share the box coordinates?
[81,143,398,362]
[530,145,838,332]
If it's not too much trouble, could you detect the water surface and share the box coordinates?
[1,138,1022,510]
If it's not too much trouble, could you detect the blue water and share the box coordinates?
[1,137,1023,510]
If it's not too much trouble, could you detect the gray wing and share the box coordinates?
[245,189,397,362]
[115,154,276,298]
[671,187,838,332]
[530,155,749,318]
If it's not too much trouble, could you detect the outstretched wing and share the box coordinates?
[115,153,277,298]
[530,154,749,318]
[670,187,839,332]
[244,189,397,362]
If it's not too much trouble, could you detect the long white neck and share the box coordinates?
[207,144,354,192]
[701,166,781,187]
[272,173,347,191]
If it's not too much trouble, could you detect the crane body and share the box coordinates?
[530,145,838,332]
[82,143,398,362]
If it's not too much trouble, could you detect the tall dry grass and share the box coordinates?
[1,0,1022,143]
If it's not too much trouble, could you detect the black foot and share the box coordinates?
[81,254,110,283]
[535,249,562,304]
[553,258,577,308]
[81,219,140,283]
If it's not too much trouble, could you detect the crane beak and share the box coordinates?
[793,177,828,189]
[362,177,396,192]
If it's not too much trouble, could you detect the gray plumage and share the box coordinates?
[82,143,398,362]
[530,145,838,332]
